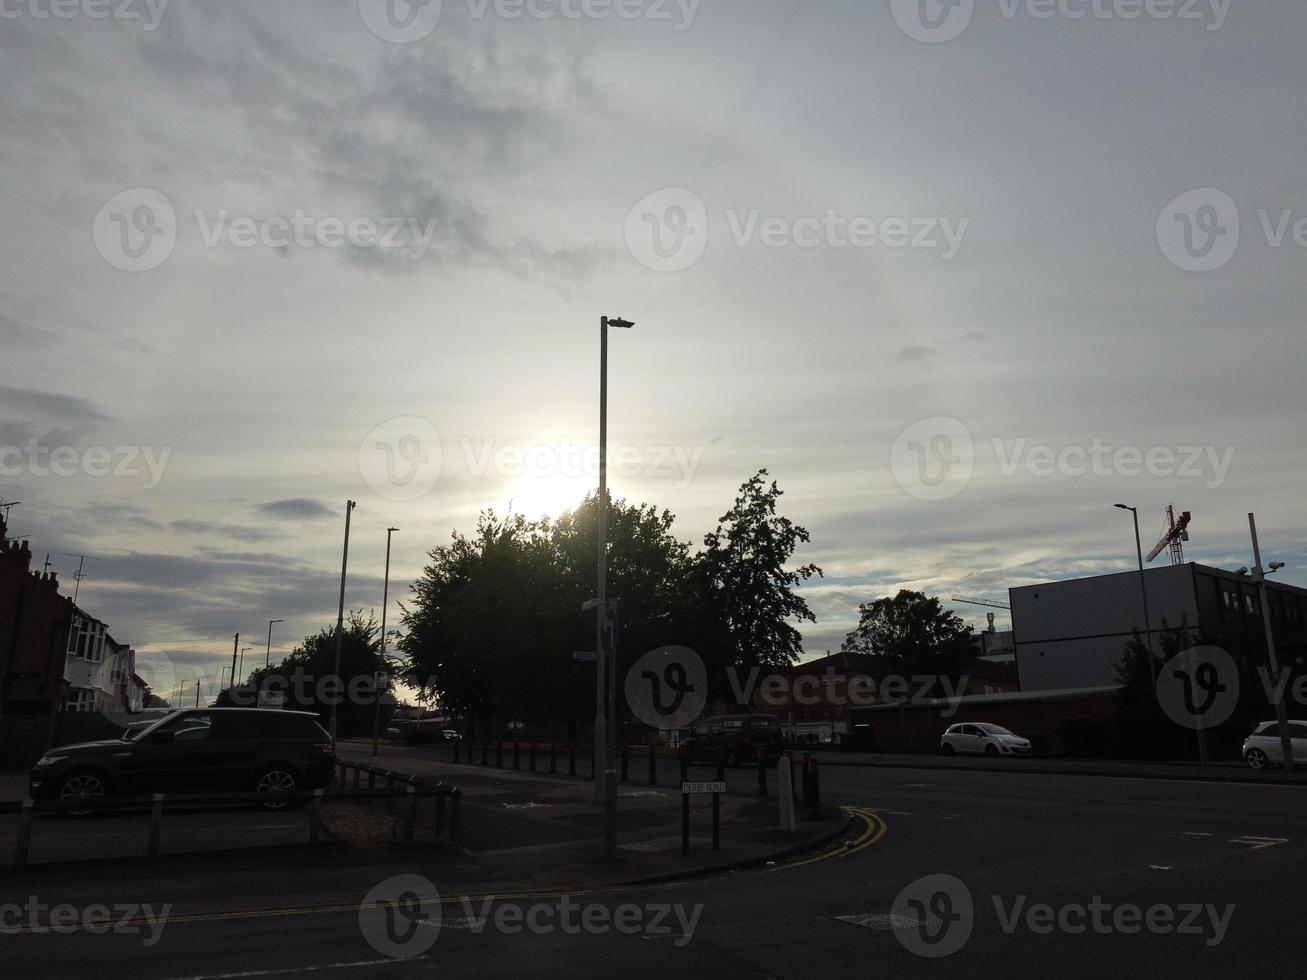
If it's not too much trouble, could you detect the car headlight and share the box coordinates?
[34,754,68,768]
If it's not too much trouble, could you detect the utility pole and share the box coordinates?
[1249,513,1294,772]
[329,500,357,741]
[229,633,239,696]
[373,526,398,758]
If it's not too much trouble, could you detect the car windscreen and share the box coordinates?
[976,724,1014,735]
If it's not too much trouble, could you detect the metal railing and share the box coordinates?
[3,761,460,868]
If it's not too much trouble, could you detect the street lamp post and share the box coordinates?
[596,314,633,859]
[1114,504,1156,682]
[373,527,399,758]
[329,500,357,741]
[265,619,284,669]
[238,647,252,686]
[1248,513,1294,773]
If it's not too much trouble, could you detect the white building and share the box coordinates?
[63,609,138,712]
[1011,563,1307,691]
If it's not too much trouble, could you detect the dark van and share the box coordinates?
[681,713,782,766]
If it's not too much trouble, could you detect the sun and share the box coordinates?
[507,472,593,520]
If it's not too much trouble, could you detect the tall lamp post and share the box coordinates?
[1114,504,1156,682]
[265,619,284,669]
[593,315,633,859]
[373,526,399,758]
[329,500,357,741]
[1247,513,1294,772]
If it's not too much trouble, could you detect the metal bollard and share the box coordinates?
[513,741,520,770]
[529,742,537,772]
[15,799,34,868]
[147,794,164,857]
[482,739,489,766]
[808,755,821,817]
[713,760,723,850]
[404,784,417,842]
[352,766,361,789]
[496,741,504,767]
[680,751,690,857]
[453,739,461,764]
[569,742,577,777]
[549,742,558,775]
[309,789,323,843]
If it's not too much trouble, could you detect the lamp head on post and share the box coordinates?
[1114,503,1134,513]
[605,316,635,330]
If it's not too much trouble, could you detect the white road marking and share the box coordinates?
[159,958,430,979]
[1230,835,1290,851]
[1182,832,1214,838]
[501,802,552,810]
[835,912,920,931]
[1150,865,1173,870]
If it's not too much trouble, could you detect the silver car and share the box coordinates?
[940,722,1032,757]
[1242,720,1307,769]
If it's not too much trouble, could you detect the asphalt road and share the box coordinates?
[4,765,1303,979]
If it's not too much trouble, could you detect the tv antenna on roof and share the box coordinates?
[59,553,102,605]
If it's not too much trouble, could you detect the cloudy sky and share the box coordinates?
[3,0,1305,699]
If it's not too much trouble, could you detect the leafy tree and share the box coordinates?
[221,611,382,736]
[699,470,822,687]
[398,472,823,730]
[840,590,974,689]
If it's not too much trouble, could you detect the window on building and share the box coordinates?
[66,688,96,712]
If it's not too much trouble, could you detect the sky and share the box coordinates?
[2,0,1306,702]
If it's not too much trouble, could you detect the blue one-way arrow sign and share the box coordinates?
[601,607,619,656]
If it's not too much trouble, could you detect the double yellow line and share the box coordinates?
[773,806,888,871]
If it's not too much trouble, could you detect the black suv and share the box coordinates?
[681,713,783,766]
[29,708,335,810]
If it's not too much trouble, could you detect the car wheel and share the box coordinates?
[984,744,999,757]
[1245,748,1269,770]
[57,770,108,817]
[941,743,956,756]
[255,767,300,810]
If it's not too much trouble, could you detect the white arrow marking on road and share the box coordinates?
[1230,835,1289,851]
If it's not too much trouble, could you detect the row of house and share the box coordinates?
[0,512,146,768]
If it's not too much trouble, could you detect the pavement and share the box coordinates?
[798,747,1307,784]
[333,740,844,891]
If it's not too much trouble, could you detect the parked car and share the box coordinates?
[441,729,462,742]
[29,708,335,813]
[1242,720,1307,769]
[940,722,1032,757]
[681,713,783,766]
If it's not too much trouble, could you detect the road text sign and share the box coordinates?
[681,780,726,795]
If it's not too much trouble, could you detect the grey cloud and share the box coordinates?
[256,498,333,521]
[0,385,107,422]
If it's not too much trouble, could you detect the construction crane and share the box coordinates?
[1145,505,1191,565]
[951,595,1011,611]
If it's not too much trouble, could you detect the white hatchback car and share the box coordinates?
[940,722,1032,757]
[1242,720,1307,769]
